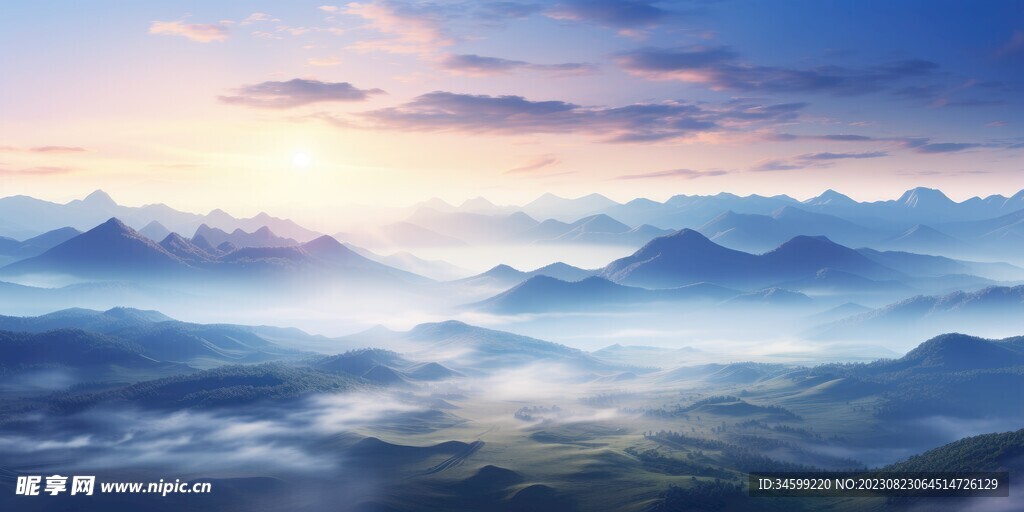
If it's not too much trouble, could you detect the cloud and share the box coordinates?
[996,30,1024,58]
[32,145,88,153]
[355,92,723,142]
[219,79,384,108]
[440,54,597,77]
[913,142,982,154]
[799,151,888,160]
[504,154,560,174]
[344,1,452,54]
[328,91,806,143]
[0,146,88,153]
[765,133,995,155]
[750,151,887,172]
[241,13,278,25]
[752,159,806,172]
[0,166,73,176]
[546,0,672,31]
[617,45,939,96]
[478,2,544,21]
[817,134,876,142]
[614,168,728,180]
[308,56,342,67]
[149,20,229,43]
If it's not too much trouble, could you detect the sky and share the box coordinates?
[1,0,1023,221]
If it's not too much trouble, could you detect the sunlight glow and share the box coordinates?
[292,152,312,169]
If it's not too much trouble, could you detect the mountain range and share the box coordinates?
[812,285,1024,340]
[0,307,309,366]
[599,230,903,289]
[0,218,427,285]
[340,320,622,372]
[455,262,595,290]
[0,227,81,265]
[398,187,1024,258]
[470,276,740,314]
[4,187,1024,263]
[0,190,321,242]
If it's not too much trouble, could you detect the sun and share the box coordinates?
[291,152,312,169]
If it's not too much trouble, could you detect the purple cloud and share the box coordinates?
[547,0,672,30]
[440,54,597,77]
[913,142,982,153]
[800,151,888,160]
[149,20,229,43]
[617,45,939,96]
[614,168,729,180]
[219,79,384,108]
[504,154,561,174]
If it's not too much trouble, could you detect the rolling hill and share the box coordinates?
[600,230,904,289]
[0,218,189,278]
[471,275,738,314]
[341,320,620,372]
[813,285,1024,339]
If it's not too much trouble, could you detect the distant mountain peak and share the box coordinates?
[96,217,133,232]
[191,234,216,253]
[897,187,953,208]
[460,196,497,208]
[482,264,522,278]
[805,189,856,206]
[160,232,189,245]
[83,189,116,207]
[768,234,841,254]
[668,228,714,243]
[572,213,630,232]
[506,211,536,222]
[305,234,342,249]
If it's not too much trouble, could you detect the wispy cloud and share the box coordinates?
[0,166,73,176]
[614,168,728,180]
[799,151,888,160]
[766,132,994,155]
[345,91,803,143]
[240,12,278,25]
[440,54,597,77]
[617,45,939,96]
[219,79,384,108]
[996,30,1024,58]
[752,159,807,172]
[751,149,889,172]
[504,154,561,174]
[149,20,229,43]
[477,2,544,21]
[546,0,673,35]
[344,1,453,54]
[307,56,342,67]
[0,146,88,153]
[913,142,982,154]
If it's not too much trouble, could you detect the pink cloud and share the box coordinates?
[344,1,452,55]
[149,20,229,43]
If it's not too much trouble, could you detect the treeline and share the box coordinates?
[639,396,801,421]
[49,363,361,412]
[883,428,1024,472]
[625,446,732,479]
